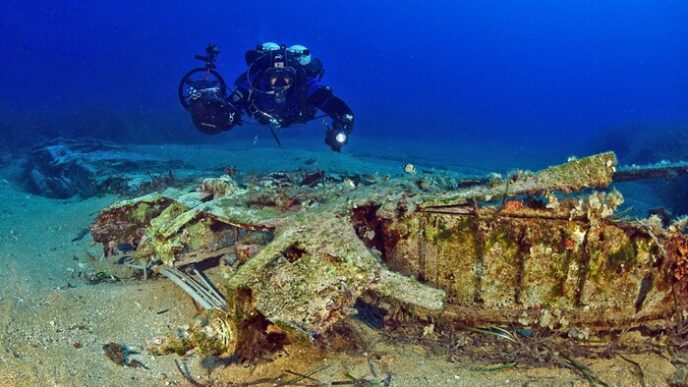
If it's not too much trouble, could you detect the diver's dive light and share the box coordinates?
[335,132,347,143]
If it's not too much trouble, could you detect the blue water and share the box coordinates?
[2,1,687,161]
[2,3,688,383]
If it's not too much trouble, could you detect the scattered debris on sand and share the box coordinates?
[102,342,147,369]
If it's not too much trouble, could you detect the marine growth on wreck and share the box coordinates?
[90,152,688,359]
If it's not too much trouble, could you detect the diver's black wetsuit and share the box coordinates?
[190,46,354,152]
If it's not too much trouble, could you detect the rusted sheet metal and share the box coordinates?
[382,202,687,330]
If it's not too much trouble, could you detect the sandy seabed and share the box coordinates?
[0,139,679,386]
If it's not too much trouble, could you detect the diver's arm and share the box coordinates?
[308,86,354,152]
[308,87,354,131]
[227,83,251,111]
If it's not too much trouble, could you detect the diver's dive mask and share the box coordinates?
[265,66,295,105]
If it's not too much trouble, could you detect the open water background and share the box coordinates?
[1,0,687,207]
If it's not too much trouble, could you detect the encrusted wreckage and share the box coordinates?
[24,139,203,198]
[90,152,688,358]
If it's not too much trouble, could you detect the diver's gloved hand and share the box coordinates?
[325,129,346,152]
[325,114,354,152]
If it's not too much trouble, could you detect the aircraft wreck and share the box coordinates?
[90,152,688,359]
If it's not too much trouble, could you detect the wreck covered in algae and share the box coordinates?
[90,152,688,358]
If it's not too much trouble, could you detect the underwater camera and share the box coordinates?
[178,43,228,111]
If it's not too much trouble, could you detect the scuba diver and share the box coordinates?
[178,43,354,152]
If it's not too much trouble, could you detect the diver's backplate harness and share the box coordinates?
[245,45,304,126]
